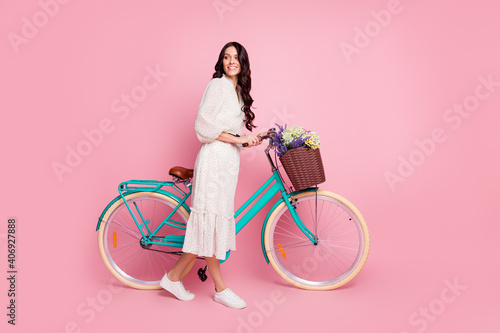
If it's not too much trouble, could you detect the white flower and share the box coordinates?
[282,126,305,145]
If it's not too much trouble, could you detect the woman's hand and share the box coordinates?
[240,135,260,147]
[244,131,270,147]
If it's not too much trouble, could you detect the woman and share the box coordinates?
[160,42,265,309]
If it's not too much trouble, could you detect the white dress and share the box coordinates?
[182,74,245,260]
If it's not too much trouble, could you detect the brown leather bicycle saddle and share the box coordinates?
[169,166,193,180]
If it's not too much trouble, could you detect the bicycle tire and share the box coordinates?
[263,190,369,290]
[97,191,189,289]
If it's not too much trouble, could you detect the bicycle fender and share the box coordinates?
[95,190,190,231]
[260,188,317,264]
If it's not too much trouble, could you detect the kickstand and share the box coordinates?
[197,265,208,282]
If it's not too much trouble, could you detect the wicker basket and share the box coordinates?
[279,147,326,191]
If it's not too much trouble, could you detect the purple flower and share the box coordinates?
[271,123,315,157]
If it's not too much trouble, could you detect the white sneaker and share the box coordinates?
[214,288,246,309]
[160,273,195,301]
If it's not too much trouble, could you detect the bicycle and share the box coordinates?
[95,129,370,290]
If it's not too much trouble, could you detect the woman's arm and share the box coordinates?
[194,79,226,144]
[217,132,260,147]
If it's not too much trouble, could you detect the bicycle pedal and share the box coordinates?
[197,267,208,282]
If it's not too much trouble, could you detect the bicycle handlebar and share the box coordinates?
[242,128,275,148]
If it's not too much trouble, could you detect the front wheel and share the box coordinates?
[97,192,190,289]
[263,190,370,290]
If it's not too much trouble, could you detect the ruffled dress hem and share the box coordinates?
[181,209,236,260]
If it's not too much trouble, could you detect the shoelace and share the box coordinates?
[178,281,191,296]
[223,289,242,301]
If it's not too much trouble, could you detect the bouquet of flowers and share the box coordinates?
[271,124,325,190]
[272,124,321,157]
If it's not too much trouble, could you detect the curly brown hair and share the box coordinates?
[212,41,256,131]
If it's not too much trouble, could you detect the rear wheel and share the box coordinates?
[263,190,369,290]
[97,192,189,289]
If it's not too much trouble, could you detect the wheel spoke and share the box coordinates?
[108,217,141,239]
[273,225,310,242]
[265,192,369,289]
[98,193,189,288]
[268,239,312,252]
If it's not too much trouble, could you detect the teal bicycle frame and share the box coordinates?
[96,144,317,264]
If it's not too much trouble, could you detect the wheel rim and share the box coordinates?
[101,194,188,287]
[268,193,366,288]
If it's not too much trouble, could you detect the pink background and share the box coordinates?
[2,0,499,332]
